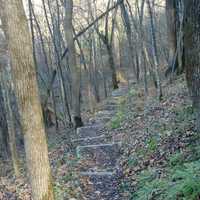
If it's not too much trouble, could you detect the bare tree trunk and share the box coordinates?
[91,34,100,103]
[166,0,184,76]
[147,0,163,101]
[94,0,119,90]
[86,1,101,103]
[0,34,20,176]
[106,43,119,89]
[99,39,108,98]
[120,2,138,82]
[139,0,148,96]
[0,0,54,199]
[2,75,20,177]
[43,0,73,127]
[88,35,100,107]
[184,0,200,130]
[0,84,9,159]
[166,0,178,72]
[29,0,61,129]
[63,0,83,128]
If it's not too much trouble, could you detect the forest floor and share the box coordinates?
[117,76,200,200]
[1,75,200,200]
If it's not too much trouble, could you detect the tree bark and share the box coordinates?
[0,34,20,176]
[184,0,200,130]
[106,44,119,89]
[166,0,178,72]
[147,0,163,101]
[63,0,83,128]
[0,84,9,159]
[0,0,54,199]
[2,76,20,177]
[120,2,138,82]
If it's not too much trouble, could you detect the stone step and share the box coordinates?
[76,143,121,169]
[111,87,128,97]
[80,171,120,200]
[72,135,111,146]
[102,104,119,111]
[77,124,104,138]
[80,171,114,176]
[89,117,111,125]
[104,99,119,105]
[95,110,115,118]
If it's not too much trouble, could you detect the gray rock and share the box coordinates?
[111,87,128,97]
[103,104,119,111]
[76,143,121,169]
[72,135,109,146]
[91,116,112,124]
[80,171,120,200]
[77,125,104,138]
[95,110,114,118]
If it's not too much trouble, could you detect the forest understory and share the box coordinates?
[1,0,200,199]
[1,75,199,200]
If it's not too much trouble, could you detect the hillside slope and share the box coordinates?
[108,76,200,200]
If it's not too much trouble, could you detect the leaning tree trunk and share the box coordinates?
[63,0,83,128]
[184,0,200,130]
[0,0,54,199]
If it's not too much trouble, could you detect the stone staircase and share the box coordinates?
[73,85,128,200]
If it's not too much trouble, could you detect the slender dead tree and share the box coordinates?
[147,0,163,101]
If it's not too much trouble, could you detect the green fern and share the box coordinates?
[110,110,125,129]
[133,160,200,200]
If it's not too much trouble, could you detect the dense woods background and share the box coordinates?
[0,0,200,199]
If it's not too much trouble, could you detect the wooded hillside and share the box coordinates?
[0,0,200,200]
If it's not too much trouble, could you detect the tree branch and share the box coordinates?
[61,0,123,60]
